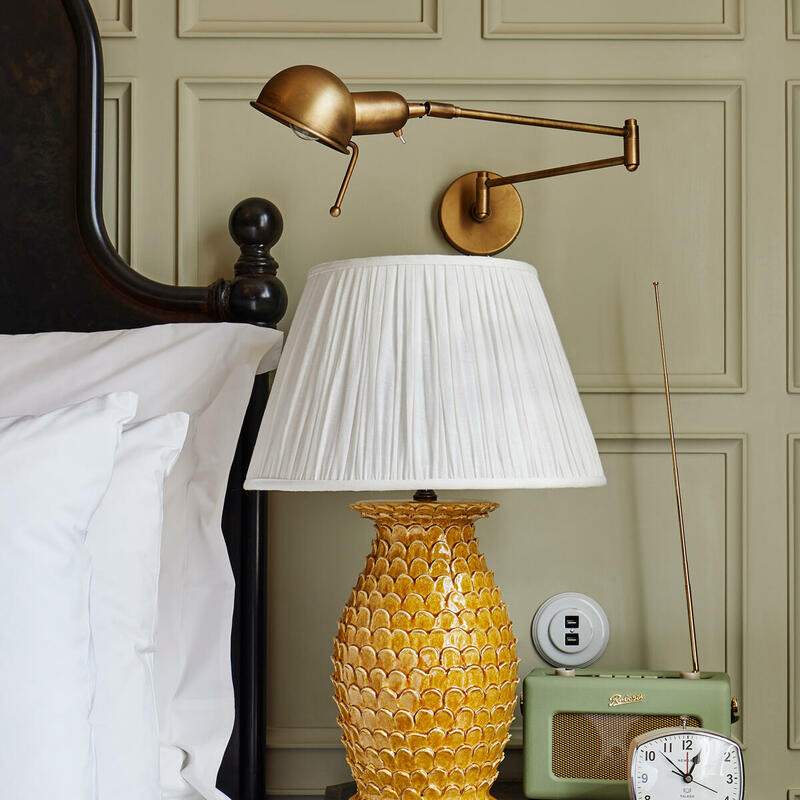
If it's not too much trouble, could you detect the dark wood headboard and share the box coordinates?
[0,2,283,798]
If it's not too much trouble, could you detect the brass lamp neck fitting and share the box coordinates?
[352,91,411,136]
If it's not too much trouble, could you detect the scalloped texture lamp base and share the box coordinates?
[332,501,519,800]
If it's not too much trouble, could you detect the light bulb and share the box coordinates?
[292,125,319,142]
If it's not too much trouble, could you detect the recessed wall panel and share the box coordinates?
[179,0,441,37]
[786,83,800,391]
[90,0,135,36]
[102,80,133,264]
[790,436,800,748]
[178,79,742,392]
[790,1,800,38]
[484,0,741,38]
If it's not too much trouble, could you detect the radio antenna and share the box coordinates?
[653,282,700,678]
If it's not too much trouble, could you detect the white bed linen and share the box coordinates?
[0,323,282,800]
[0,393,138,800]
[89,413,190,800]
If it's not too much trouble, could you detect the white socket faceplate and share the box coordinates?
[531,592,609,669]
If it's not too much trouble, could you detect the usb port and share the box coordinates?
[565,615,579,628]
[565,633,580,646]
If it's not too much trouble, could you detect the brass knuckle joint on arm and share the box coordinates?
[471,172,491,222]
[423,101,459,119]
[624,118,640,171]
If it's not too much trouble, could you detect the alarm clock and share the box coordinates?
[627,725,744,799]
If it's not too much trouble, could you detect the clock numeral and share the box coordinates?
[723,751,732,762]
[682,739,693,750]
[663,742,673,752]
[726,774,734,784]
[644,751,655,762]
[641,774,649,783]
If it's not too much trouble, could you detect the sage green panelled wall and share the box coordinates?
[95,1,800,795]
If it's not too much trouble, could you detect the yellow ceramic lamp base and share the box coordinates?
[332,501,519,800]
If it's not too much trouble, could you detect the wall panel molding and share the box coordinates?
[789,435,800,748]
[102,79,134,265]
[178,78,743,393]
[90,0,136,36]
[178,0,441,38]
[786,82,800,391]
[483,0,742,39]
[789,1,800,38]
[264,434,746,795]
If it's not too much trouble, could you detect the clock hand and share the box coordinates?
[670,767,719,793]
[689,751,701,776]
[660,752,687,776]
[691,778,718,794]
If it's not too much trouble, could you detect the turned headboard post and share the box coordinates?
[219,198,287,800]
[224,198,288,327]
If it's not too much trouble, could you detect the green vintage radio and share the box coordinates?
[522,669,736,799]
[521,285,740,799]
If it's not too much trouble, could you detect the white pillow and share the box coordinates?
[0,323,283,800]
[88,413,190,800]
[0,392,138,800]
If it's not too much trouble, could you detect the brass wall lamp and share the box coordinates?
[251,65,639,255]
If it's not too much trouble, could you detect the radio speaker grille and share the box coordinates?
[552,712,700,780]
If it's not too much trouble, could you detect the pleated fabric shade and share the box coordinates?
[245,254,605,491]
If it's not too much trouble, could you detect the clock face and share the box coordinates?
[629,729,744,800]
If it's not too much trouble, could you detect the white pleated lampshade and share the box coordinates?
[245,254,605,491]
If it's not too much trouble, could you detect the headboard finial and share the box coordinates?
[225,197,287,328]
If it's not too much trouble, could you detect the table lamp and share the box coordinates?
[245,254,605,800]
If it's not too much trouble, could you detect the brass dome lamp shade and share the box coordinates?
[251,65,639,255]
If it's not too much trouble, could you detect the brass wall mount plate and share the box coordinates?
[438,171,523,256]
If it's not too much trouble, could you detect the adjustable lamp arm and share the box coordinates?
[416,103,639,229]
[355,94,639,172]
[341,97,639,222]
[422,101,639,172]
[250,65,640,255]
